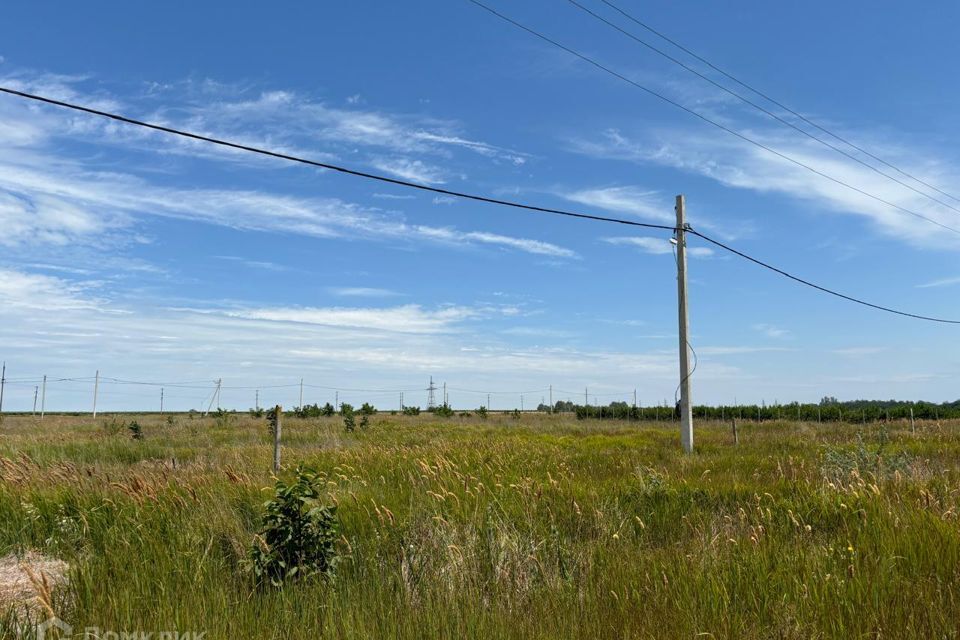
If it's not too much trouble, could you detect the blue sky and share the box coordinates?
[1,1,959,411]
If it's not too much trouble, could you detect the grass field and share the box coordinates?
[1,411,959,639]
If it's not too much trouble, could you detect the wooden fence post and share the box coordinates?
[270,405,282,473]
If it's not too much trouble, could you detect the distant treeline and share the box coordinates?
[539,397,960,422]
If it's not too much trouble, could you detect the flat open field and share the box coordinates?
[1,412,959,639]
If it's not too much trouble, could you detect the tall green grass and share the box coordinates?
[1,413,959,638]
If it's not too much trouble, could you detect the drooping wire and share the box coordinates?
[564,0,960,218]
[0,86,674,233]
[0,85,956,324]
[596,0,960,207]
[466,0,960,237]
[689,228,960,324]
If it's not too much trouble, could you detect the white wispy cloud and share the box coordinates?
[327,286,402,298]
[228,304,481,334]
[916,275,960,288]
[831,346,886,356]
[370,157,447,184]
[602,236,713,257]
[571,127,960,249]
[562,186,672,222]
[752,323,792,339]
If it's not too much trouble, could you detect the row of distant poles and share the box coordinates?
[0,197,695,451]
[0,367,679,420]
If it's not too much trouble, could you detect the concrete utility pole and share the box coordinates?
[0,361,5,416]
[299,378,304,408]
[160,388,164,415]
[32,386,38,415]
[487,393,491,410]
[675,195,694,453]
[40,375,46,420]
[549,385,553,412]
[255,389,259,412]
[585,387,588,407]
[92,370,100,418]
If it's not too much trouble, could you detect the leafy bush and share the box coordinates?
[359,414,369,429]
[321,402,335,417]
[250,465,340,587]
[402,406,421,416]
[343,405,356,432]
[293,403,322,419]
[249,407,264,418]
[339,403,354,416]
[128,420,143,441]
[511,409,521,420]
[433,403,455,418]
[359,402,377,416]
[476,406,488,419]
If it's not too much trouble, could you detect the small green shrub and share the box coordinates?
[433,403,454,418]
[249,465,340,587]
[343,405,356,432]
[249,407,264,418]
[128,420,143,440]
[402,406,421,416]
[359,414,369,429]
[359,402,377,416]
[476,406,488,419]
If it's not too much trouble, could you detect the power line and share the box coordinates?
[689,229,960,324]
[0,86,955,323]
[466,0,960,237]
[0,86,673,234]
[565,0,960,218]
[596,0,960,208]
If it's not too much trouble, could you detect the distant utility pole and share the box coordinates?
[427,376,437,410]
[92,370,100,418]
[520,394,524,412]
[32,386,38,415]
[443,382,447,406]
[203,379,221,417]
[160,388,165,415]
[0,361,5,416]
[255,389,260,412]
[585,387,588,406]
[633,389,637,409]
[335,391,339,410]
[299,378,304,408]
[675,194,694,453]
[40,374,47,420]
[487,393,491,410]
[549,385,553,412]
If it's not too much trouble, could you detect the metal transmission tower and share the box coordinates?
[427,376,437,410]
